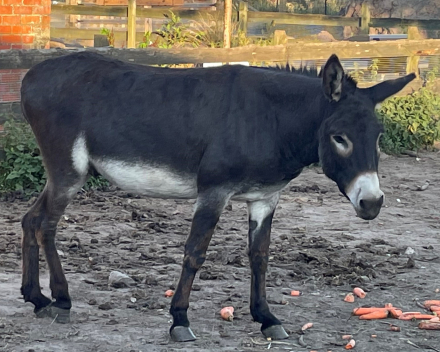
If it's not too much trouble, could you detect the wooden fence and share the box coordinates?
[51,1,440,48]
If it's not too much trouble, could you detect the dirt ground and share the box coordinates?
[0,151,439,352]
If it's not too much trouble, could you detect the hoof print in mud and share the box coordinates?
[170,326,197,342]
[35,304,70,324]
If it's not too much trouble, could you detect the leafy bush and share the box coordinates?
[0,116,108,197]
[377,73,440,154]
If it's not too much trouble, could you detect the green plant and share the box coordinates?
[349,62,365,81]
[368,59,379,81]
[377,72,440,154]
[138,31,152,48]
[0,116,46,195]
[156,11,203,48]
[0,116,109,196]
[100,27,115,47]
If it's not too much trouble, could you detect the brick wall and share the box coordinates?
[0,0,50,103]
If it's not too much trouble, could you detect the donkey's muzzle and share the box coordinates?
[357,194,384,220]
[346,172,384,221]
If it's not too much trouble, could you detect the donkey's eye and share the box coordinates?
[332,135,346,145]
[331,134,353,157]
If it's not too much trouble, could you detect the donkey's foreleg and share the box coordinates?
[247,194,288,340]
[169,190,231,342]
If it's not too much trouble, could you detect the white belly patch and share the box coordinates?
[91,159,198,199]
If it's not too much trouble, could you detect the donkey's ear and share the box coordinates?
[362,73,416,104]
[322,54,344,102]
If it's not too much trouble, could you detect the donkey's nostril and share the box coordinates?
[360,195,384,210]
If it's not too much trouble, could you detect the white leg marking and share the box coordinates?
[247,193,280,232]
[71,133,89,176]
[346,172,384,210]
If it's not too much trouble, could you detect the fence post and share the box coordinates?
[273,30,287,45]
[238,1,248,36]
[406,26,421,78]
[127,0,137,48]
[360,3,370,34]
[278,0,287,12]
[224,0,232,48]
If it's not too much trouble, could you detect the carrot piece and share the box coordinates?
[164,289,174,297]
[388,325,401,332]
[429,305,440,312]
[359,310,389,320]
[345,339,356,350]
[353,287,366,299]
[220,306,234,321]
[341,335,352,340]
[389,309,403,319]
[371,334,377,338]
[384,303,393,308]
[301,322,313,331]
[399,314,435,321]
[344,293,355,303]
[424,300,440,309]
[290,290,302,296]
[418,321,440,330]
[353,307,389,316]
[430,317,440,322]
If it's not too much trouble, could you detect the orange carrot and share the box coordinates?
[341,335,352,340]
[399,314,435,321]
[389,309,403,319]
[164,289,174,297]
[301,322,313,331]
[290,290,302,296]
[430,317,440,322]
[371,334,377,338]
[353,307,390,316]
[353,287,366,299]
[345,339,356,350]
[388,325,401,332]
[359,310,389,320]
[418,321,440,330]
[220,306,234,321]
[344,293,355,303]
[424,300,440,309]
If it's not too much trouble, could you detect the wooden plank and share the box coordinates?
[127,0,136,48]
[52,4,212,20]
[248,11,359,27]
[238,1,248,36]
[224,0,232,48]
[51,27,145,42]
[360,3,370,34]
[1,40,440,69]
[371,18,440,30]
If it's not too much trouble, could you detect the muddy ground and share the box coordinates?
[0,152,439,352]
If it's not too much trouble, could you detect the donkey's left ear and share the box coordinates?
[322,54,344,102]
[361,73,416,104]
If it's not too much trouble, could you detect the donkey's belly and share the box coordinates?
[91,159,198,199]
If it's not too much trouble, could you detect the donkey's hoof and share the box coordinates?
[170,326,196,342]
[50,306,71,324]
[262,325,289,340]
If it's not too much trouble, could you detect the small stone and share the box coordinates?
[88,299,97,305]
[405,247,416,255]
[57,250,65,257]
[108,270,135,288]
[98,302,113,310]
[91,238,99,244]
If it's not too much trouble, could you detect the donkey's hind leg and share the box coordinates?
[21,175,86,323]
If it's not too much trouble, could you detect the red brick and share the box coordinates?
[0,25,11,34]
[0,93,21,103]
[32,5,50,15]
[0,34,21,43]
[23,0,40,5]
[0,73,21,83]
[0,6,13,14]
[2,15,21,25]
[14,6,32,14]
[21,34,34,43]
[21,15,40,24]
[11,44,23,49]
[12,25,31,34]
[3,0,23,5]
[0,44,11,49]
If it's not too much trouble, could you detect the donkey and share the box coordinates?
[19,51,414,342]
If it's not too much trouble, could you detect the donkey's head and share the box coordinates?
[318,54,415,220]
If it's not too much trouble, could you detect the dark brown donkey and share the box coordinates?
[20,51,415,342]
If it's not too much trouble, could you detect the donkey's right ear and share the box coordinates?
[322,54,344,102]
